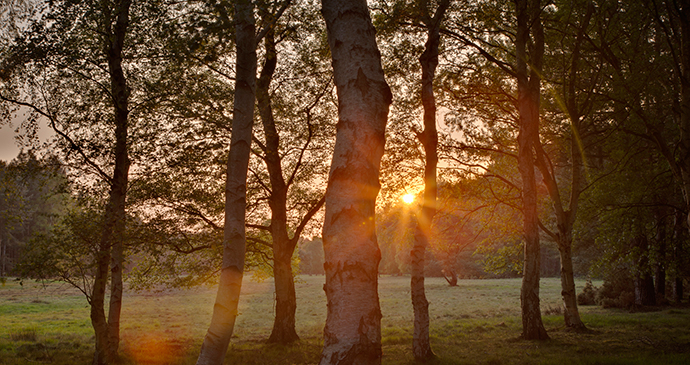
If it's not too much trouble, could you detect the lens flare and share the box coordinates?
[402,194,414,204]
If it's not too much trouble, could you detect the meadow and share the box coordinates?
[1,275,690,364]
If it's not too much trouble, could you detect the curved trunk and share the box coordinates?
[197,0,256,363]
[320,0,391,363]
[410,0,448,360]
[255,28,300,344]
[515,0,548,341]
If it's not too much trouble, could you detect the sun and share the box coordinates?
[402,193,415,204]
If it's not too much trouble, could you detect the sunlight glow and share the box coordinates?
[402,194,415,205]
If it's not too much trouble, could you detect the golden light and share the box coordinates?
[402,193,415,205]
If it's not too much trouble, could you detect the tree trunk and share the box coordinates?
[654,207,667,298]
[91,0,132,363]
[269,243,299,343]
[557,238,584,329]
[673,209,685,303]
[411,220,432,360]
[409,1,449,360]
[197,0,256,363]
[634,234,656,307]
[91,244,112,365]
[679,2,690,232]
[256,28,301,345]
[319,0,391,363]
[515,0,548,341]
[442,269,458,287]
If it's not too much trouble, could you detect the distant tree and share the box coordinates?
[0,151,68,277]
[298,237,325,275]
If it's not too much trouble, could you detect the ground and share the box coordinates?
[1,275,689,364]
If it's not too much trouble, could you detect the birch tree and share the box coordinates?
[320,0,392,362]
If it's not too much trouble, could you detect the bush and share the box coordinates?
[577,280,597,305]
[595,268,635,309]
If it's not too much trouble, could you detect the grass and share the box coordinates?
[1,275,689,364]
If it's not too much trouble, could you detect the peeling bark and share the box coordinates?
[319,0,391,363]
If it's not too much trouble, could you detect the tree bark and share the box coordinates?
[92,0,132,363]
[515,0,549,341]
[409,0,449,360]
[557,238,583,328]
[254,28,301,345]
[654,207,667,298]
[679,1,690,231]
[634,234,656,306]
[319,0,391,363]
[197,0,256,363]
[410,220,432,360]
[673,209,685,303]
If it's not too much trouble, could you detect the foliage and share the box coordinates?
[0,151,69,277]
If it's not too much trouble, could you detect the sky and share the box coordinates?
[0,124,20,162]
[0,114,53,162]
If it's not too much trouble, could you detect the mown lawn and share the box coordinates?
[1,275,689,364]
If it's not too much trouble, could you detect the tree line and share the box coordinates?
[1,0,689,364]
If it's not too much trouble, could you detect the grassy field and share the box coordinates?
[1,275,690,364]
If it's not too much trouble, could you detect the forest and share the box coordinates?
[1,0,690,364]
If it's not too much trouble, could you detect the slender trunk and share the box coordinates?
[673,209,685,303]
[654,208,667,298]
[442,269,458,287]
[557,237,583,328]
[197,0,256,363]
[530,2,591,332]
[255,28,300,345]
[320,0,391,363]
[515,0,548,340]
[410,0,448,359]
[91,243,111,365]
[92,0,132,363]
[634,234,656,306]
[411,220,431,360]
[1,236,5,277]
[679,2,690,231]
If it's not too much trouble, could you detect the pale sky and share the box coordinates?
[0,124,20,162]
[0,116,53,162]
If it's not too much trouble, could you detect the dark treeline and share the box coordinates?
[2,0,690,363]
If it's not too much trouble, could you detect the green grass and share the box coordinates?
[1,276,689,364]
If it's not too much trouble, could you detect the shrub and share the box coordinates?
[595,268,635,309]
[577,280,597,305]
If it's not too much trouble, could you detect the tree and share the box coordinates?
[319,0,392,362]
[408,0,449,359]
[1,0,135,360]
[528,0,599,330]
[253,5,329,343]
[0,151,68,277]
[514,0,549,340]
[195,0,258,362]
